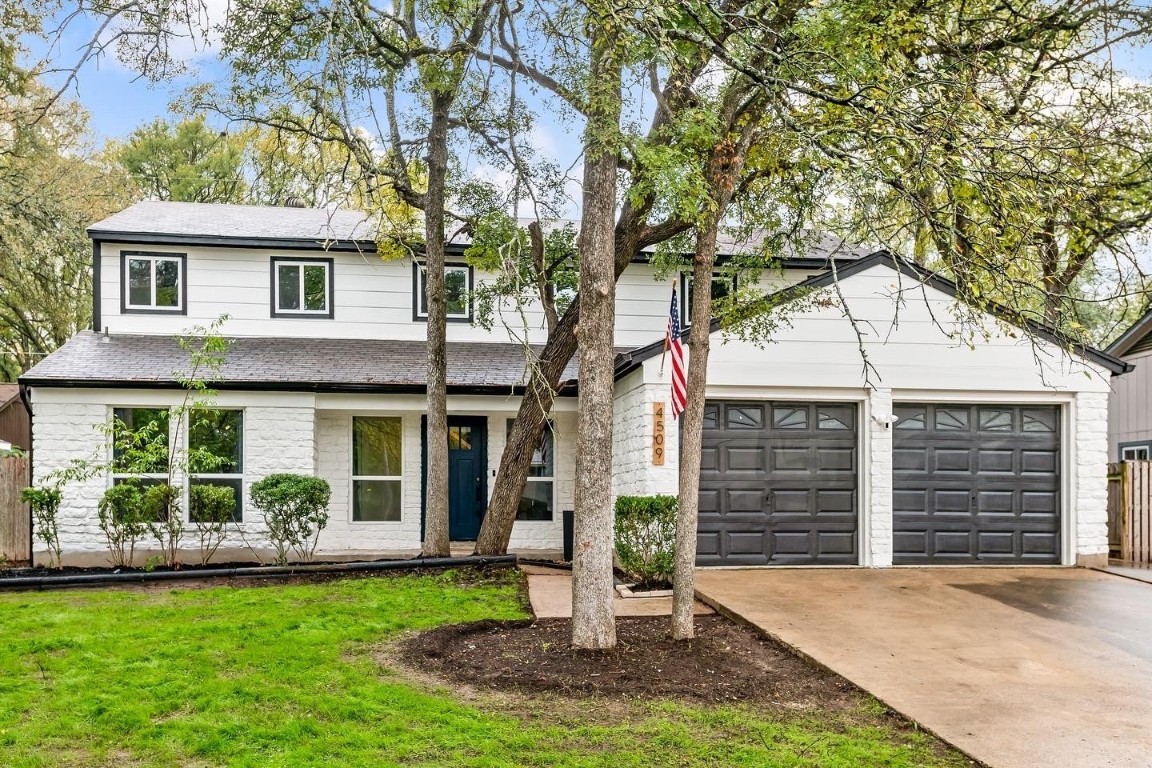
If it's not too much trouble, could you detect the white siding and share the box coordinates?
[97,241,814,348]
[617,263,1111,567]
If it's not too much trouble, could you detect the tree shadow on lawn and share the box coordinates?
[387,613,980,767]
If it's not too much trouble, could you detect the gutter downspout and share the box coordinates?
[17,382,32,565]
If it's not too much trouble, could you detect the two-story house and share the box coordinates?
[21,200,1127,567]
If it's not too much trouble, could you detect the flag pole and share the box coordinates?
[660,286,674,375]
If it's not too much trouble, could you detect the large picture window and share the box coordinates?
[414,263,473,322]
[352,416,403,522]
[122,252,185,313]
[272,258,333,317]
[507,419,554,521]
[189,409,244,522]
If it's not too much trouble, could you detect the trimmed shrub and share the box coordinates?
[98,484,148,568]
[21,486,62,569]
[250,474,331,565]
[613,494,677,586]
[189,484,236,566]
[142,483,184,569]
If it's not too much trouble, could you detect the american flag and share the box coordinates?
[666,287,687,419]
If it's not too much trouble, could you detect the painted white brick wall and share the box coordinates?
[31,400,109,559]
[611,370,678,499]
[867,389,893,567]
[315,411,423,554]
[1074,391,1109,563]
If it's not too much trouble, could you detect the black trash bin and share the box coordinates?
[562,509,574,562]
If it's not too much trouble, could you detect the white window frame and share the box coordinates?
[123,252,185,312]
[1121,442,1152,461]
[187,408,246,523]
[272,258,333,317]
[351,415,404,523]
[508,418,555,522]
[414,263,474,322]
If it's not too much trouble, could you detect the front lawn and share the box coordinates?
[0,570,968,767]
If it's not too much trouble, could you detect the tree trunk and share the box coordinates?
[670,220,718,640]
[422,90,452,558]
[571,17,621,650]
[671,136,746,640]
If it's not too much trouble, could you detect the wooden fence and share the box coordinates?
[1108,461,1152,565]
[0,455,29,563]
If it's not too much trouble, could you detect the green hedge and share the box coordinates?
[613,494,677,586]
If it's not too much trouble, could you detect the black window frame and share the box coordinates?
[270,257,335,319]
[506,418,555,521]
[120,251,188,315]
[680,270,736,328]
[413,262,474,323]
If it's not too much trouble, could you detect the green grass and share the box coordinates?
[0,570,968,767]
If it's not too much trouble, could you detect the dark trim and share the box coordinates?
[614,251,1132,379]
[680,270,737,328]
[412,261,475,324]
[91,240,101,332]
[269,256,336,319]
[1118,440,1152,461]
[1106,306,1152,358]
[119,251,188,315]
[89,230,380,253]
[18,377,580,397]
[18,382,32,565]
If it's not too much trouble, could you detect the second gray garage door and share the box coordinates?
[893,403,1061,564]
[697,401,858,566]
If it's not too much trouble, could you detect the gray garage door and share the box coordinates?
[893,403,1061,564]
[697,401,858,566]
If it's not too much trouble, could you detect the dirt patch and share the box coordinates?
[401,615,862,708]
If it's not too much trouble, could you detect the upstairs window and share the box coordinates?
[414,263,473,322]
[272,258,333,318]
[681,271,736,327]
[122,252,185,313]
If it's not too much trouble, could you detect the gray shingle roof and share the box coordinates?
[21,332,580,393]
[89,201,375,247]
[90,202,874,261]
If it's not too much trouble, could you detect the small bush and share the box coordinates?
[250,474,331,565]
[142,483,184,569]
[98,484,148,568]
[614,494,677,587]
[189,484,235,565]
[21,486,62,569]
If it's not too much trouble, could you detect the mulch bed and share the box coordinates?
[402,615,863,708]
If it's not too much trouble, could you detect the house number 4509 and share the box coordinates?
[652,402,666,466]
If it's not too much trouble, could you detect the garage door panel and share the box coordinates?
[772,447,810,471]
[894,403,1060,564]
[894,448,927,471]
[933,448,972,472]
[978,450,1014,473]
[1022,450,1058,474]
[700,446,719,472]
[697,400,858,565]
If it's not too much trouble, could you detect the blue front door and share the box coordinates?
[447,416,487,540]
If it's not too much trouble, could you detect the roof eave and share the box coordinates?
[19,377,580,397]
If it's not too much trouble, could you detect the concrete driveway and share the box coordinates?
[694,568,1152,768]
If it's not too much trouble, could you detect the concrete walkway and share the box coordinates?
[695,568,1152,768]
[523,565,713,619]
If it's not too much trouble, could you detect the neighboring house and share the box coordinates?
[0,384,30,451]
[1106,309,1152,460]
[20,201,1127,567]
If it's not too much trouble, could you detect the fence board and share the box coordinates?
[0,455,29,563]
[1109,460,1152,565]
